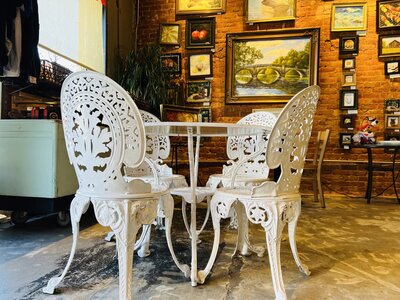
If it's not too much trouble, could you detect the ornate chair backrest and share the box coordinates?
[60,71,146,196]
[224,111,277,177]
[253,85,320,196]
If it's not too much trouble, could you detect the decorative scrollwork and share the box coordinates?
[247,203,269,224]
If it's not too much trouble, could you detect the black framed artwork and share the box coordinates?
[385,61,400,75]
[339,36,359,56]
[340,114,356,128]
[343,58,356,70]
[185,18,215,49]
[339,133,353,146]
[160,53,182,74]
[340,89,358,110]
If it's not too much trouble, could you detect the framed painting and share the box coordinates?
[166,84,180,104]
[385,99,400,112]
[342,71,356,86]
[379,34,400,57]
[186,18,215,49]
[385,61,400,75]
[343,58,356,69]
[331,3,367,32]
[159,23,180,46]
[160,104,201,122]
[339,36,359,56]
[225,28,320,104]
[188,53,213,78]
[339,89,358,110]
[340,114,356,128]
[186,81,211,102]
[176,0,226,15]
[385,114,400,129]
[246,0,296,23]
[160,53,181,74]
[377,0,400,32]
[339,133,353,146]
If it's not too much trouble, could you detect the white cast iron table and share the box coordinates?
[145,121,270,286]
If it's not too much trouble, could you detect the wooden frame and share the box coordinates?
[340,114,356,128]
[185,18,215,49]
[385,114,400,129]
[339,36,359,56]
[377,0,400,32]
[186,80,211,103]
[379,34,400,58]
[245,0,296,24]
[340,89,358,110]
[166,84,180,104]
[225,28,320,104]
[385,99,400,112]
[160,104,201,122]
[159,23,180,46]
[343,58,356,70]
[188,53,213,79]
[339,133,353,146]
[342,71,356,86]
[385,61,400,75]
[331,3,367,32]
[175,0,226,15]
[160,53,181,74]
[197,106,212,122]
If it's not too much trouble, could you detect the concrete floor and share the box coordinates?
[1,195,400,300]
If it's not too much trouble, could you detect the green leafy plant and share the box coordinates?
[114,45,169,114]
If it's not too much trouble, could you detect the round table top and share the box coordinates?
[144,121,270,137]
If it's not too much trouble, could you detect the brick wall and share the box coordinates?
[136,0,400,198]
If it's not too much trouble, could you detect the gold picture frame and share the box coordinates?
[176,0,226,15]
[331,3,367,32]
[246,0,296,23]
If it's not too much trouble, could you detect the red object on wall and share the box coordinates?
[101,0,106,6]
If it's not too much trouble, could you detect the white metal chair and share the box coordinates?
[42,71,181,300]
[203,85,321,300]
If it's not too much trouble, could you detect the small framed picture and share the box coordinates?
[339,36,359,56]
[385,99,400,112]
[342,71,356,87]
[377,0,400,32]
[166,84,180,104]
[384,132,400,152]
[385,114,400,129]
[331,3,367,32]
[185,18,215,49]
[340,90,358,110]
[340,114,356,128]
[188,53,213,79]
[159,23,180,46]
[343,58,356,70]
[160,53,181,74]
[340,133,353,146]
[379,34,400,58]
[186,80,211,103]
[385,61,400,75]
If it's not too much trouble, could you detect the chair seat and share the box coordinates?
[170,186,214,204]
[208,173,267,188]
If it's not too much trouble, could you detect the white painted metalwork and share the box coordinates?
[204,85,321,300]
[42,71,180,300]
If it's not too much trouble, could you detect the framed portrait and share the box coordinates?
[188,53,213,78]
[160,104,201,122]
[343,58,356,70]
[186,81,211,102]
[342,71,356,86]
[225,28,320,104]
[385,99,400,112]
[185,18,215,49]
[385,114,400,129]
[340,114,356,128]
[339,36,359,56]
[159,23,180,46]
[160,53,181,74]
[176,0,226,15]
[385,61,400,75]
[340,89,358,110]
[379,34,400,57]
[246,0,296,23]
[339,133,353,146]
[331,3,367,32]
[377,0,400,32]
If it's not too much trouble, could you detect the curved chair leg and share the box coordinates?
[135,225,152,258]
[262,203,287,300]
[288,201,310,276]
[43,195,90,294]
[163,194,190,277]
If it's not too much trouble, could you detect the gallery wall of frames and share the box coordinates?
[136,0,400,195]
